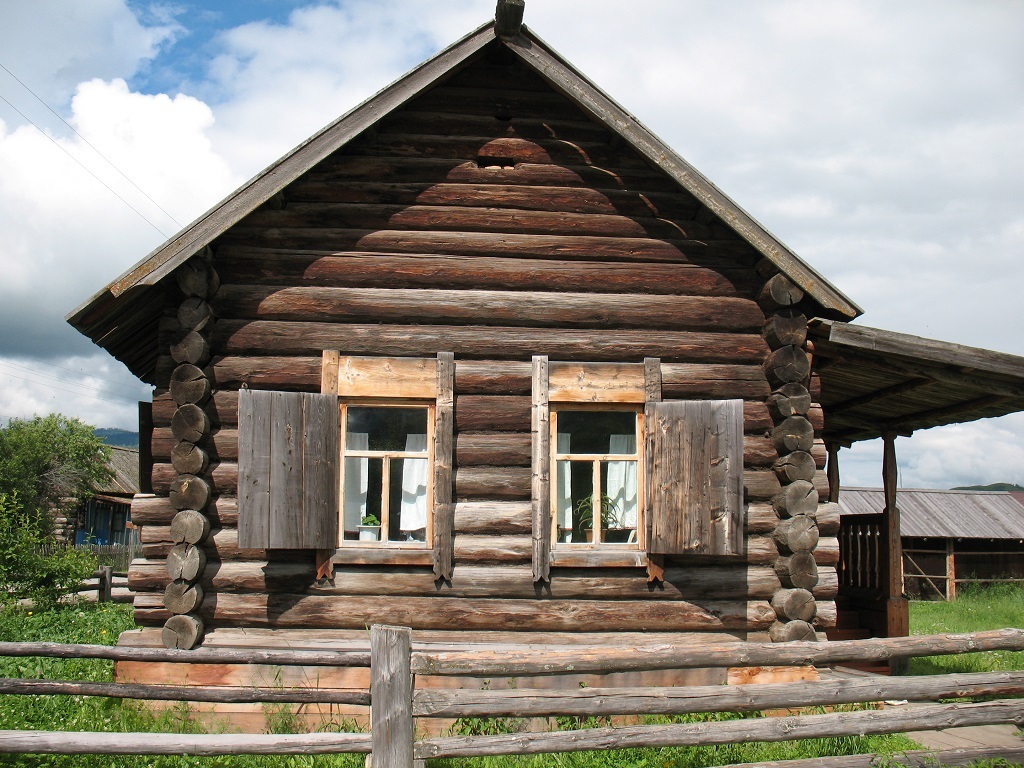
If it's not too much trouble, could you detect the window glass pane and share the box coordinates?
[600,459,638,542]
[556,411,636,454]
[390,457,428,542]
[346,407,428,452]
[343,456,382,541]
[556,459,594,543]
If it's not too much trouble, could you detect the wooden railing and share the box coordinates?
[838,512,884,592]
[1,628,1024,766]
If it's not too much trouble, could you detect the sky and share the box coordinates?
[0,0,1022,489]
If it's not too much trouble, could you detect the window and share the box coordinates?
[531,356,745,581]
[552,408,641,547]
[340,404,433,546]
[238,351,455,580]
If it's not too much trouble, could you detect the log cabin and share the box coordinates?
[66,0,1024,721]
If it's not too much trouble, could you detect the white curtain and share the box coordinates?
[606,434,637,528]
[400,433,428,532]
[556,433,573,533]
[343,432,369,533]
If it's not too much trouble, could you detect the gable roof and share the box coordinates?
[840,487,1024,540]
[67,17,861,382]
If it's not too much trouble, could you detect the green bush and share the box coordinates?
[0,492,96,609]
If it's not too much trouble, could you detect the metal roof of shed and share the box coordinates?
[93,446,140,498]
[839,487,1024,540]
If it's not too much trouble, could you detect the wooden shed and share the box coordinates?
[840,488,1024,601]
[65,1,1024,718]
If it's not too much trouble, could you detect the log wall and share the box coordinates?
[130,46,837,654]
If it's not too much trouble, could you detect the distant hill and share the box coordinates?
[952,482,1024,492]
[95,428,139,448]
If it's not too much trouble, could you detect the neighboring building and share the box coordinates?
[64,2,1024,721]
[839,487,1024,600]
[74,446,141,547]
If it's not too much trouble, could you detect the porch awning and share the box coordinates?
[808,320,1024,444]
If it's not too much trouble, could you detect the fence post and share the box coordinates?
[99,566,113,603]
[370,624,414,768]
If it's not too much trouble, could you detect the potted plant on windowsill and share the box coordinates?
[576,496,633,543]
[358,514,381,541]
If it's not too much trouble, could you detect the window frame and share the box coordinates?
[549,404,645,551]
[338,399,436,549]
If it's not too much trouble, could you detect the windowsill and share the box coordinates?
[550,548,648,568]
[331,547,433,566]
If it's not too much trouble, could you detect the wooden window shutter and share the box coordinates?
[646,399,744,556]
[531,355,551,582]
[433,352,455,581]
[238,389,340,550]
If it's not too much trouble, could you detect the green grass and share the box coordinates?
[908,582,1024,675]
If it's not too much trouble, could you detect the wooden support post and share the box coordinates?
[370,625,414,768]
[138,402,153,494]
[881,432,909,671]
[947,539,957,602]
[826,442,840,504]
[98,566,113,603]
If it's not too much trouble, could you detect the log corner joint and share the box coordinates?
[495,0,526,38]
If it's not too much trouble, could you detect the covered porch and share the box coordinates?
[809,320,1024,641]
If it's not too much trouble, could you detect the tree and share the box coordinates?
[0,414,112,540]
[0,415,110,607]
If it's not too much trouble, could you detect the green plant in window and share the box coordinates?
[575,494,622,531]
[360,514,380,526]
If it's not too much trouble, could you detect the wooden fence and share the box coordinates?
[1,628,1024,766]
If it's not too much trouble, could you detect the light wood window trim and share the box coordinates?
[548,404,645,551]
[337,400,435,549]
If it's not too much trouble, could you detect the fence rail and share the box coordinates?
[1,628,1024,766]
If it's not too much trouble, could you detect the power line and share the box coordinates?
[4,357,145,394]
[0,370,132,406]
[0,361,143,399]
[0,92,173,239]
[0,61,184,230]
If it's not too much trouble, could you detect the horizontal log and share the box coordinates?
[413,669,1024,719]
[454,501,531,535]
[814,537,840,566]
[343,134,657,172]
[0,677,370,706]
[133,495,238,528]
[307,155,685,194]
[216,248,755,297]
[815,600,838,629]
[816,502,840,536]
[416,700,1024,758]
[132,593,776,632]
[415,628,1024,676]
[152,384,781,431]
[0,729,371,756]
[130,561,783,601]
[207,321,769,363]
[213,284,764,332]
[240,202,726,241]
[132,496,532,536]
[714,747,1024,768]
[814,567,838,599]
[220,227,754,269]
[281,178,704,219]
